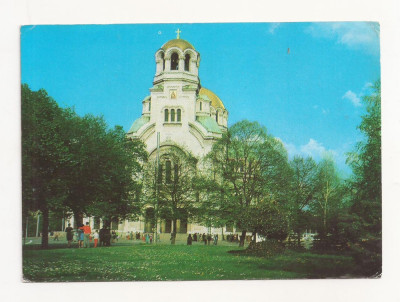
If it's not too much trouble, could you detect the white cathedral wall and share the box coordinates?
[145,80,211,158]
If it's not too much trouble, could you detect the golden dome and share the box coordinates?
[161,39,195,51]
[199,87,225,110]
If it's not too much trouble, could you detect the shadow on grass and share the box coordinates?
[229,249,358,278]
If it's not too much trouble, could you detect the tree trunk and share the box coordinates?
[74,212,83,228]
[103,217,111,228]
[221,227,224,241]
[171,219,177,245]
[239,230,246,247]
[252,231,257,243]
[41,207,49,249]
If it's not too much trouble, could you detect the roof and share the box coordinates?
[127,115,150,134]
[199,87,225,110]
[196,116,222,134]
[161,39,195,51]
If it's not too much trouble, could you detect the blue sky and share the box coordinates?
[21,22,380,175]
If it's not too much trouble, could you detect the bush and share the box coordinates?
[245,239,286,257]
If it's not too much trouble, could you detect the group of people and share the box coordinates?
[127,231,142,240]
[65,223,115,248]
[187,233,218,245]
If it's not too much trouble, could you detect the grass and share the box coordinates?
[23,241,356,282]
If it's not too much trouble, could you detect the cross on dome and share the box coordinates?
[175,29,181,39]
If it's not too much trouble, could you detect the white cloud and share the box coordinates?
[305,22,380,55]
[342,90,361,107]
[301,139,328,159]
[281,138,351,175]
[282,138,337,161]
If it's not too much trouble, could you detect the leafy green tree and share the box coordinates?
[142,145,198,244]
[192,173,231,238]
[22,84,70,247]
[22,84,147,246]
[207,120,291,246]
[288,156,317,248]
[85,125,148,225]
[347,80,381,275]
[312,156,342,238]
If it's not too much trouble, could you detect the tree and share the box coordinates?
[206,120,291,246]
[288,156,317,248]
[192,173,230,238]
[312,156,342,238]
[347,80,381,275]
[22,84,71,247]
[22,84,147,247]
[142,145,198,244]
[85,126,148,225]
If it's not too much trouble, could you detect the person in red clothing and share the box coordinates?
[80,222,92,248]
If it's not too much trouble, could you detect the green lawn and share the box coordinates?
[23,242,356,282]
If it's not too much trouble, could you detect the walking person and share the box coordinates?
[77,225,84,248]
[187,234,192,245]
[207,234,212,245]
[213,234,218,245]
[202,233,207,245]
[80,222,91,248]
[93,230,99,248]
[65,223,74,248]
[99,227,105,247]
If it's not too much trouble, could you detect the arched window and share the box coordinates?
[216,112,219,123]
[171,53,179,70]
[171,109,175,122]
[165,160,172,183]
[177,109,181,122]
[164,109,169,122]
[148,102,151,111]
[184,54,190,71]
[161,53,165,71]
[158,164,163,184]
[199,102,202,111]
[174,163,179,182]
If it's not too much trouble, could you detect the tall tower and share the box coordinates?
[127,31,228,158]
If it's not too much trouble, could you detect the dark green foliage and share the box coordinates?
[206,120,291,246]
[22,84,72,247]
[287,156,317,247]
[241,202,288,241]
[22,84,147,247]
[346,80,381,276]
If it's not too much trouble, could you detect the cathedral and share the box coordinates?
[65,32,232,240]
[118,31,231,240]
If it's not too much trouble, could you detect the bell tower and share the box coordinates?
[148,30,201,136]
[153,30,200,85]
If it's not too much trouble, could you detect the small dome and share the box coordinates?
[199,87,225,110]
[161,39,195,51]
